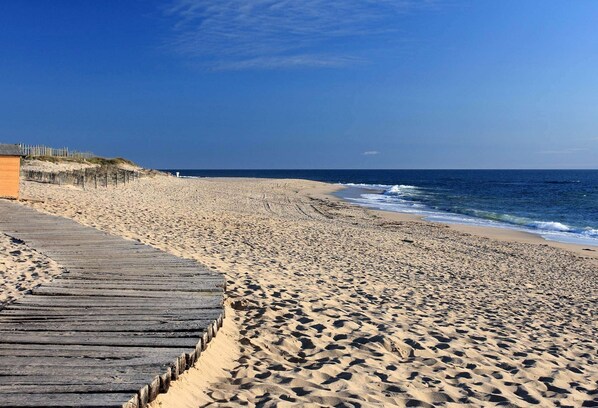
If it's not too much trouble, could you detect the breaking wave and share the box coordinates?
[340,182,598,246]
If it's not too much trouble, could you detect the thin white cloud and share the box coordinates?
[539,147,588,154]
[163,0,437,70]
[212,55,364,71]
[363,150,380,155]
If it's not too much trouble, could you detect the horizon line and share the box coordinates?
[157,168,598,171]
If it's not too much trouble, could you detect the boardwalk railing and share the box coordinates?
[22,168,141,189]
[20,144,94,159]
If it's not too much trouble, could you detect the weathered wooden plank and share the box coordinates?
[0,353,183,372]
[17,295,223,307]
[33,286,220,297]
[0,199,224,407]
[58,259,196,263]
[0,311,221,320]
[47,280,223,291]
[0,313,216,321]
[0,383,147,394]
[0,354,182,368]
[0,392,139,408]
[0,344,189,358]
[58,275,219,282]
[62,272,217,279]
[0,331,203,344]
[0,320,213,332]
[0,374,154,386]
[0,363,172,378]
[1,305,221,316]
[67,269,215,276]
[55,274,222,282]
[0,314,213,325]
[0,364,181,384]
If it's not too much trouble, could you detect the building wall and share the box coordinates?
[0,156,20,199]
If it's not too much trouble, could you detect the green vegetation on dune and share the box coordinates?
[86,157,137,167]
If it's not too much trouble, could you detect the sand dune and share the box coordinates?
[19,176,598,407]
[21,159,98,173]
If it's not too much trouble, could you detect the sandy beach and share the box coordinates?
[5,174,597,407]
[0,230,63,307]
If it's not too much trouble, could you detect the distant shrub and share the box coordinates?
[86,157,137,167]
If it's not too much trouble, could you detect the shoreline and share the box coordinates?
[171,173,598,254]
[165,175,598,258]
[325,184,598,258]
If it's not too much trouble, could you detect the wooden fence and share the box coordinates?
[20,144,95,159]
[22,167,140,189]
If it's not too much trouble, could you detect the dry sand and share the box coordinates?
[0,232,64,308]
[12,175,598,407]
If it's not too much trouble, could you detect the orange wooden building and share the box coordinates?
[0,144,23,199]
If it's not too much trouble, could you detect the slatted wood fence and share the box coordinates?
[20,145,94,159]
[22,168,141,189]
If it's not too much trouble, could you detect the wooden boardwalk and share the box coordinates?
[0,200,225,407]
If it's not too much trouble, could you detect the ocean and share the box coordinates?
[163,169,598,247]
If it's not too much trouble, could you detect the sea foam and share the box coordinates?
[384,184,419,195]
[339,183,598,247]
[529,221,572,232]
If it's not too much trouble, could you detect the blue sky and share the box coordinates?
[0,0,597,169]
